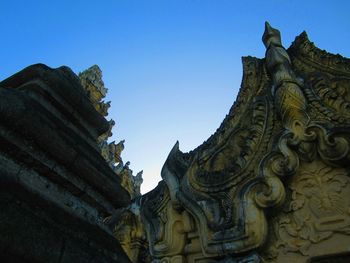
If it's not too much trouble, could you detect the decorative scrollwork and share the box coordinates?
[275,162,350,256]
[139,23,350,263]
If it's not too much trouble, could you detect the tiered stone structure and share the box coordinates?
[136,23,350,262]
[78,65,147,262]
[0,64,131,262]
[78,65,143,200]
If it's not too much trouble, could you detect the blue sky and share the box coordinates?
[1,1,350,193]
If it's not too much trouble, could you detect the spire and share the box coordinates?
[263,21,308,130]
[262,21,282,48]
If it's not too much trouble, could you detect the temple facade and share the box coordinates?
[130,23,350,262]
[0,23,350,262]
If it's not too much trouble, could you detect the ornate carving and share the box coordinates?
[141,38,279,262]
[309,75,350,116]
[9,23,350,263]
[119,162,143,199]
[79,65,110,116]
[140,23,350,262]
[175,95,277,256]
[79,66,143,200]
[79,65,146,262]
[303,74,350,124]
[260,24,350,263]
[111,162,145,262]
[141,183,194,259]
[105,199,149,263]
[288,31,350,76]
[275,161,350,255]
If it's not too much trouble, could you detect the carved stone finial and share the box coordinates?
[135,170,143,178]
[263,22,308,131]
[98,119,115,144]
[116,139,125,151]
[79,65,107,100]
[262,21,282,48]
[79,65,110,116]
[134,171,143,197]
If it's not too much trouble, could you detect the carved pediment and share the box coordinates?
[140,23,350,263]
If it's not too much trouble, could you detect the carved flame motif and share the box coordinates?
[307,75,350,122]
[189,96,271,192]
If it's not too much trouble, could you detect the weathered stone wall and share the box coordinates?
[0,64,131,262]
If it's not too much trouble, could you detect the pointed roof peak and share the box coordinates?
[262,21,282,48]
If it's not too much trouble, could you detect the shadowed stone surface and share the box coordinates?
[0,64,131,262]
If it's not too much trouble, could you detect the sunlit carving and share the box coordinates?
[105,23,350,262]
